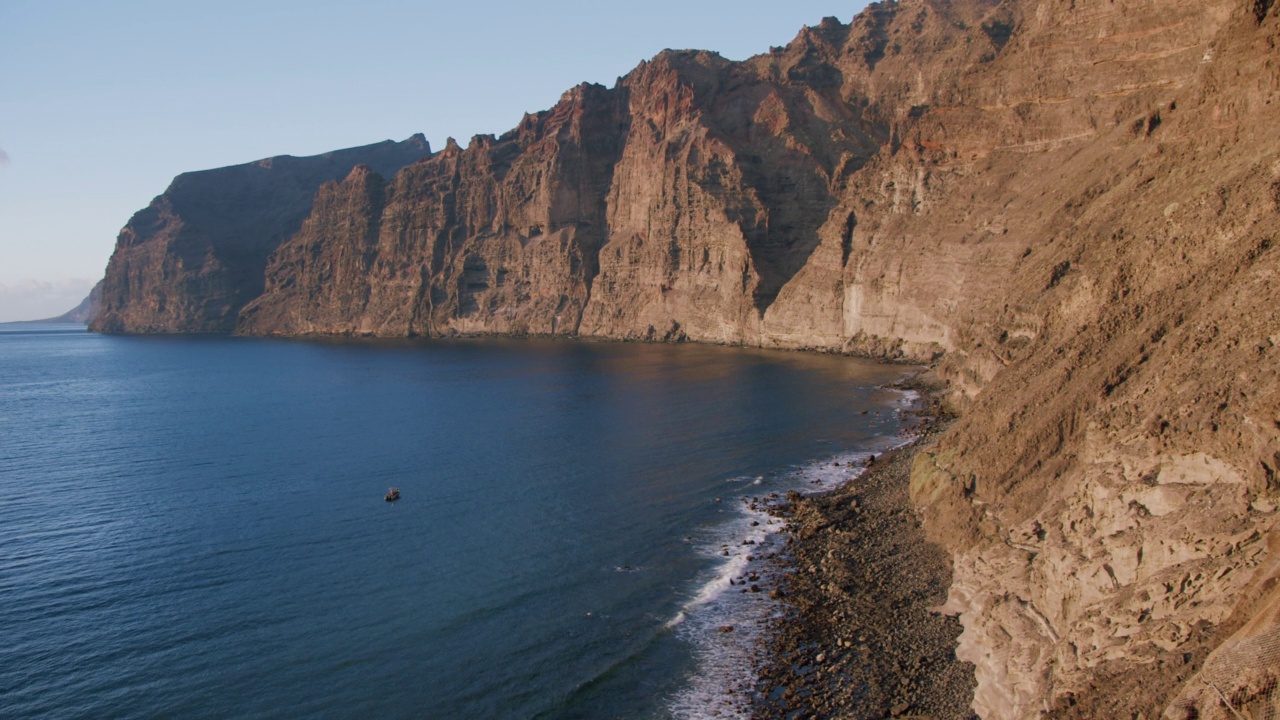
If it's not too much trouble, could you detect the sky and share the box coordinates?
[0,0,870,322]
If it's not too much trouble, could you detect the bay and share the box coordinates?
[0,325,912,719]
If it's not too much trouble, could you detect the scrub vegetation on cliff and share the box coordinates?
[91,0,1280,717]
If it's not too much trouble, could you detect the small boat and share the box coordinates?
[385,487,401,502]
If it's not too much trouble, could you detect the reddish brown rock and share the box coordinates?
[239,84,626,337]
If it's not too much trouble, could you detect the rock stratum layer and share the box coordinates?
[93,1,1280,717]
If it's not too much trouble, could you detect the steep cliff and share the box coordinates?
[94,0,1280,717]
[90,135,431,333]
[237,84,627,336]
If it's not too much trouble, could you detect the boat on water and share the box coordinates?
[385,488,401,502]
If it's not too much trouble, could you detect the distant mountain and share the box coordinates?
[42,280,102,323]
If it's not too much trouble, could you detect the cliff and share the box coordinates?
[94,0,1280,717]
[90,135,432,333]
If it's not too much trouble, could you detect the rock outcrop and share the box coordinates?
[92,0,1280,717]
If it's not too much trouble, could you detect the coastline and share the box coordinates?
[64,326,960,717]
[667,388,919,720]
[751,387,977,720]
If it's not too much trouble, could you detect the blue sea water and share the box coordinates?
[0,325,914,720]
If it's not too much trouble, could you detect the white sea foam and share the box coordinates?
[666,387,921,719]
[664,451,875,719]
[897,388,922,408]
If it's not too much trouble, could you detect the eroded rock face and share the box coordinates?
[900,2,1280,717]
[90,135,431,333]
[93,0,1280,717]
[239,5,1017,347]
[238,84,627,337]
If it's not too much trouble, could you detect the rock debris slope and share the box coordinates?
[92,0,1280,717]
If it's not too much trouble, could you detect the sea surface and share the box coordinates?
[0,324,915,720]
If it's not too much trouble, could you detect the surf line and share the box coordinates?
[667,388,923,720]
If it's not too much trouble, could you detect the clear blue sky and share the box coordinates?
[0,0,868,321]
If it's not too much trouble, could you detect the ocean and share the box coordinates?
[0,324,914,719]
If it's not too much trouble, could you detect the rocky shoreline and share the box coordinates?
[751,391,977,720]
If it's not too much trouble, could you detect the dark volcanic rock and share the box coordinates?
[90,135,431,333]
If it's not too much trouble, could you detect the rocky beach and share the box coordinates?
[747,382,976,720]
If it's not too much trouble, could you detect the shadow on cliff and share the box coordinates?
[699,21,880,314]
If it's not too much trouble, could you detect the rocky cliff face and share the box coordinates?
[894,2,1280,718]
[90,136,431,333]
[237,85,627,336]
[95,1,1280,717]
